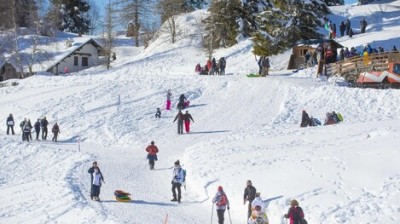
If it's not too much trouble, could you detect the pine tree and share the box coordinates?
[252,2,289,56]
[186,0,207,9]
[252,0,330,56]
[0,0,38,30]
[323,0,344,6]
[203,0,242,52]
[239,0,271,36]
[47,0,91,34]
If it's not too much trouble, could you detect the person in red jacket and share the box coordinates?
[183,110,194,133]
[284,199,305,224]
[146,141,159,170]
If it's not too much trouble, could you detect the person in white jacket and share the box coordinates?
[92,168,104,201]
[251,192,266,212]
[171,160,184,203]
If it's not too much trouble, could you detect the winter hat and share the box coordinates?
[151,141,154,145]
[218,186,223,191]
[174,160,180,165]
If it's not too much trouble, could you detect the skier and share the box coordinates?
[283,199,305,224]
[244,180,257,218]
[34,119,40,140]
[41,117,49,140]
[212,186,230,224]
[166,89,172,110]
[6,114,15,135]
[171,160,184,203]
[91,168,105,201]
[183,110,194,133]
[219,57,226,76]
[300,110,311,127]
[88,161,105,200]
[52,122,60,142]
[155,108,161,118]
[177,94,186,109]
[173,110,184,134]
[146,141,159,170]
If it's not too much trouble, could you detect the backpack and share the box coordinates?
[217,193,228,206]
[337,113,343,122]
[180,168,186,183]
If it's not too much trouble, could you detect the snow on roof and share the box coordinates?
[45,37,103,71]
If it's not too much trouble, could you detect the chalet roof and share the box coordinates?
[45,38,104,71]
[0,59,22,72]
[295,39,344,48]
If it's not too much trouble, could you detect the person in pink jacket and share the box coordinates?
[166,89,172,110]
[284,199,305,224]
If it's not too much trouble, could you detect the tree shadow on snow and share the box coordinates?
[189,130,230,135]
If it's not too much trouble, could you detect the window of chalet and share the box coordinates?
[82,57,88,67]
[74,56,78,66]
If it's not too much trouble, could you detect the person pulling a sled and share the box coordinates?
[146,141,159,170]
[212,186,230,224]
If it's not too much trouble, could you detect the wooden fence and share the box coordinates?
[321,52,400,81]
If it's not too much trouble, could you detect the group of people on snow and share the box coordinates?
[5,114,60,142]
[257,56,270,76]
[301,110,343,127]
[336,18,368,39]
[196,57,226,75]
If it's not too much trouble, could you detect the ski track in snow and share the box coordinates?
[1,2,400,224]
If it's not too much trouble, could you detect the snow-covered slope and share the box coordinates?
[1,1,400,224]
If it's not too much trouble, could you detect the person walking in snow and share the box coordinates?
[258,56,265,75]
[6,114,15,135]
[20,118,27,135]
[22,120,32,142]
[146,141,159,170]
[91,168,105,201]
[219,57,226,76]
[177,94,186,109]
[284,199,305,224]
[34,119,40,140]
[244,180,257,218]
[248,205,269,224]
[339,21,346,37]
[88,161,105,200]
[171,160,184,203]
[41,117,49,140]
[52,122,60,142]
[360,18,367,33]
[27,119,33,141]
[212,186,230,224]
[183,110,194,133]
[166,89,172,110]
[173,110,184,134]
[155,108,161,118]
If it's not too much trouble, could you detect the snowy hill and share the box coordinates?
[1,1,400,224]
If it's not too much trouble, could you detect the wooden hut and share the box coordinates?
[0,61,21,82]
[287,39,344,70]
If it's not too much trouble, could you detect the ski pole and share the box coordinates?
[227,208,233,224]
[211,203,214,224]
[163,213,168,224]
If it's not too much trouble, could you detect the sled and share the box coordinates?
[114,190,132,202]
[246,73,263,78]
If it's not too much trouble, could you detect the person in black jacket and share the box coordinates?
[243,180,257,218]
[88,161,105,200]
[34,119,41,140]
[6,114,15,135]
[52,122,60,142]
[173,110,184,134]
[41,117,49,140]
[300,110,311,127]
[177,94,186,109]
